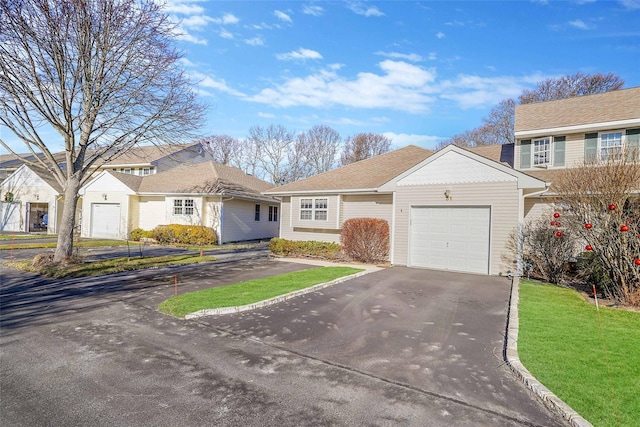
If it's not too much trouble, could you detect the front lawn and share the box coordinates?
[7,254,216,278]
[0,239,128,250]
[159,266,363,317]
[518,280,640,427]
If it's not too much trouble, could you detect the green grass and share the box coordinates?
[0,234,54,240]
[6,254,215,278]
[518,280,640,427]
[0,239,129,250]
[159,266,363,318]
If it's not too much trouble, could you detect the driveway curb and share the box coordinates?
[185,266,375,319]
[505,277,593,427]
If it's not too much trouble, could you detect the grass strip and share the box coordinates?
[6,254,215,278]
[0,234,54,240]
[159,266,363,318]
[0,239,129,250]
[518,280,640,427]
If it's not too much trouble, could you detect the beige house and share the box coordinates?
[266,86,640,276]
[266,145,546,275]
[80,161,279,243]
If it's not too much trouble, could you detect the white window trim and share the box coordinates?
[598,130,624,160]
[532,137,552,166]
[173,198,195,216]
[299,197,328,221]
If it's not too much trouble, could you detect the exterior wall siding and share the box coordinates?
[340,194,393,226]
[524,197,554,223]
[290,195,340,229]
[137,196,166,229]
[220,198,279,243]
[394,182,520,275]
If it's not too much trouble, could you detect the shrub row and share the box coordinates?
[269,218,390,264]
[269,238,342,260]
[130,225,217,245]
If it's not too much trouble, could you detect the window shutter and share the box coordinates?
[626,128,640,161]
[520,139,531,169]
[584,133,598,162]
[553,136,566,167]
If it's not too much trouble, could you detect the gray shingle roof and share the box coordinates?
[265,145,433,194]
[107,161,277,202]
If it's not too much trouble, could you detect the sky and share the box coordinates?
[2,0,640,153]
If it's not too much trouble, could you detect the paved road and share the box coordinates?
[0,251,565,427]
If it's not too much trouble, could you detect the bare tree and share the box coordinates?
[519,72,624,104]
[248,124,296,185]
[0,0,204,262]
[440,73,623,148]
[340,133,392,166]
[198,135,242,166]
[298,125,341,175]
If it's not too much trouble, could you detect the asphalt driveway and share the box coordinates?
[0,251,565,427]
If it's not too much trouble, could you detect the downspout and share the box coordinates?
[390,191,396,265]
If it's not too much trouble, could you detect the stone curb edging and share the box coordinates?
[184,270,370,320]
[505,277,593,427]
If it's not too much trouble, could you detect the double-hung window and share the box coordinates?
[600,131,623,160]
[174,199,194,215]
[268,206,278,222]
[300,198,328,221]
[255,204,261,221]
[533,137,551,166]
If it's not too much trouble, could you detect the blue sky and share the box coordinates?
[2,0,640,153]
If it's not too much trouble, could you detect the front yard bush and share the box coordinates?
[129,228,153,241]
[152,224,217,245]
[269,238,342,260]
[340,218,389,263]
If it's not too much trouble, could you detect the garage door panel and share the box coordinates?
[91,203,121,239]
[410,206,490,275]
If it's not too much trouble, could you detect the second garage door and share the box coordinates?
[409,206,490,274]
[91,203,121,239]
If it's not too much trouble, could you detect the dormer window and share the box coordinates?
[533,137,551,166]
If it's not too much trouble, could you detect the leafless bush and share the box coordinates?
[553,151,640,306]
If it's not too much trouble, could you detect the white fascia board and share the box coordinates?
[263,188,379,196]
[379,144,547,191]
[515,118,640,138]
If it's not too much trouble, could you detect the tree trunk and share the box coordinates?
[53,177,82,262]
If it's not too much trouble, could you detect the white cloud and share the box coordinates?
[428,52,437,60]
[436,32,445,39]
[247,60,437,113]
[174,31,208,45]
[569,19,590,30]
[383,132,443,149]
[258,112,276,118]
[245,37,265,46]
[620,0,640,9]
[218,13,239,25]
[274,10,293,23]
[438,73,545,109]
[164,2,238,45]
[347,1,384,17]
[219,29,234,39]
[191,71,246,98]
[375,51,423,62]
[276,48,323,61]
[164,2,204,15]
[302,5,324,16]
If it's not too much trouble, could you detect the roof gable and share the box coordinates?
[81,171,140,194]
[2,164,63,193]
[382,145,546,191]
[398,151,517,186]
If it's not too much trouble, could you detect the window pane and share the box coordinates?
[300,210,312,220]
[315,210,327,221]
[255,204,261,221]
[300,198,312,209]
[315,199,328,209]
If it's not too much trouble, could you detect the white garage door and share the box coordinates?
[91,203,121,239]
[410,206,490,274]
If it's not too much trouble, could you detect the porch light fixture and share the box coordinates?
[102,193,108,200]
[444,189,452,201]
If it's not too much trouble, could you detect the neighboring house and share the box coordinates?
[0,164,65,234]
[265,145,546,275]
[514,86,640,222]
[0,142,216,235]
[79,161,279,243]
